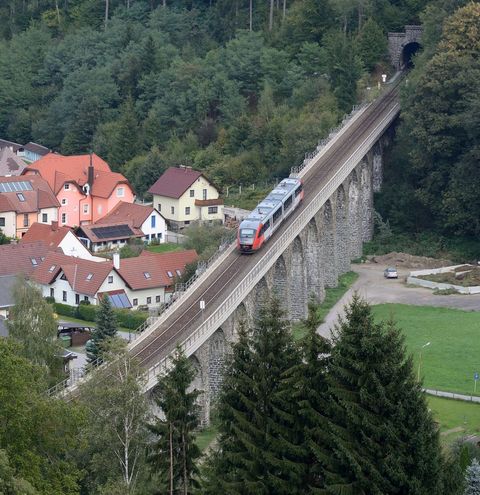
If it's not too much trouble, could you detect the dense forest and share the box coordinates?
[1,0,424,199]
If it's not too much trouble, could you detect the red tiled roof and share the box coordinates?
[20,222,71,250]
[77,222,144,243]
[116,249,198,290]
[95,201,156,228]
[0,241,49,277]
[148,167,203,199]
[32,251,113,297]
[0,175,59,213]
[23,152,132,198]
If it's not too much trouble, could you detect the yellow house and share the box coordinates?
[148,166,224,230]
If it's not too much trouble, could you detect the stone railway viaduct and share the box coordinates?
[117,78,404,423]
[62,66,411,422]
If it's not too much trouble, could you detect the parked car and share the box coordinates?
[384,267,398,279]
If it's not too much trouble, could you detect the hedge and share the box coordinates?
[52,302,148,330]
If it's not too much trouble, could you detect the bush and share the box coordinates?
[53,302,77,318]
[116,309,148,329]
[77,303,98,322]
[45,296,55,304]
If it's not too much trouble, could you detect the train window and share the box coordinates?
[273,208,282,223]
[259,220,271,236]
[284,195,293,210]
[241,229,255,238]
[295,184,303,197]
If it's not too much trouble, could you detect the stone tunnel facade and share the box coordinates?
[187,139,388,424]
[388,25,423,70]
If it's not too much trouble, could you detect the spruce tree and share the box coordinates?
[287,299,332,492]
[322,295,443,495]
[204,297,303,494]
[465,458,480,495]
[90,295,117,363]
[148,346,200,494]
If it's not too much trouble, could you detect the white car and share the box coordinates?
[384,267,398,279]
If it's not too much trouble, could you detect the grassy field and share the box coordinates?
[372,304,480,396]
[196,425,218,453]
[145,242,184,254]
[427,395,480,444]
[293,271,359,340]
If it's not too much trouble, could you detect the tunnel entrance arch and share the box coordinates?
[388,26,423,70]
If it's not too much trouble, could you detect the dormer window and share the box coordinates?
[144,272,151,279]
[48,265,56,272]
[64,183,70,190]
[86,273,93,281]
[17,193,25,202]
[30,258,38,266]
[167,271,173,278]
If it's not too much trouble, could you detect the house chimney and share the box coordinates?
[51,221,58,231]
[87,153,94,188]
[113,252,120,270]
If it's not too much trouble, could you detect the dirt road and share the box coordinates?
[317,263,480,339]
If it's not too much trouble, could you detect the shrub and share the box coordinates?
[45,296,55,304]
[77,303,98,321]
[53,302,77,318]
[116,309,148,329]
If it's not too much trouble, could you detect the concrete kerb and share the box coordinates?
[408,265,480,294]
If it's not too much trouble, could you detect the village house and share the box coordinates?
[94,201,167,244]
[76,222,144,252]
[32,249,198,309]
[18,142,50,163]
[20,221,104,262]
[0,175,59,238]
[148,166,224,230]
[0,147,27,176]
[22,152,134,228]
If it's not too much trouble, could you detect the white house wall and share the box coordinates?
[140,210,166,243]
[37,207,58,225]
[0,211,16,237]
[59,232,105,262]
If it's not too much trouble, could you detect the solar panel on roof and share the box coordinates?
[0,181,33,193]
[107,293,132,309]
[91,224,134,239]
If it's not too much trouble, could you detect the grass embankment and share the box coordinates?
[427,396,480,444]
[292,271,359,340]
[223,186,272,211]
[372,304,480,396]
[145,242,184,254]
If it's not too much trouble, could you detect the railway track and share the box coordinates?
[129,79,402,372]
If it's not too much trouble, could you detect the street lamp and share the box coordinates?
[417,342,431,382]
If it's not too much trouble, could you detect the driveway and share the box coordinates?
[318,262,480,339]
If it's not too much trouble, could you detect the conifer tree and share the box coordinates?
[148,346,200,494]
[287,299,332,491]
[204,297,303,494]
[89,295,117,362]
[465,458,480,495]
[323,295,443,495]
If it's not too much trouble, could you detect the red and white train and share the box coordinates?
[237,177,304,253]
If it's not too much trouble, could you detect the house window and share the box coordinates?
[151,234,156,240]
[84,296,89,302]
[23,214,29,227]
[171,206,174,215]
[42,213,47,222]
[185,207,190,216]
[83,204,89,214]
[116,187,125,197]
[0,217,4,227]
[208,206,218,214]
[202,189,207,200]
[75,294,80,305]
[157,203,161,212]
[158,233,162,239]
[17,193,25,202]
[50,288,54,299]
[61,213,67,224]
[184,221,190,225]
[156,295,161,303]
[144,272,151,279]
[62,291,67,302]
[48,265,56,273]
[176,269,182,276]
[133,298,138,306]
[64,183,70,190]
[108,275,113,283]
[151,215,156,228]
[189,189,194,197]
[86,273,93,281]
[167,271,173,278]
[61,198,67,205]
[147,297,152,304]
[31,258,38,266]
[98,205,103,215]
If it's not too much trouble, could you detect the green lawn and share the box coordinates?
[427,395,480,444]
[372,304,480,396]
[56,315,132,334]
[145,243,184,254]
[292,271,359,340]
[196,425,218,453]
